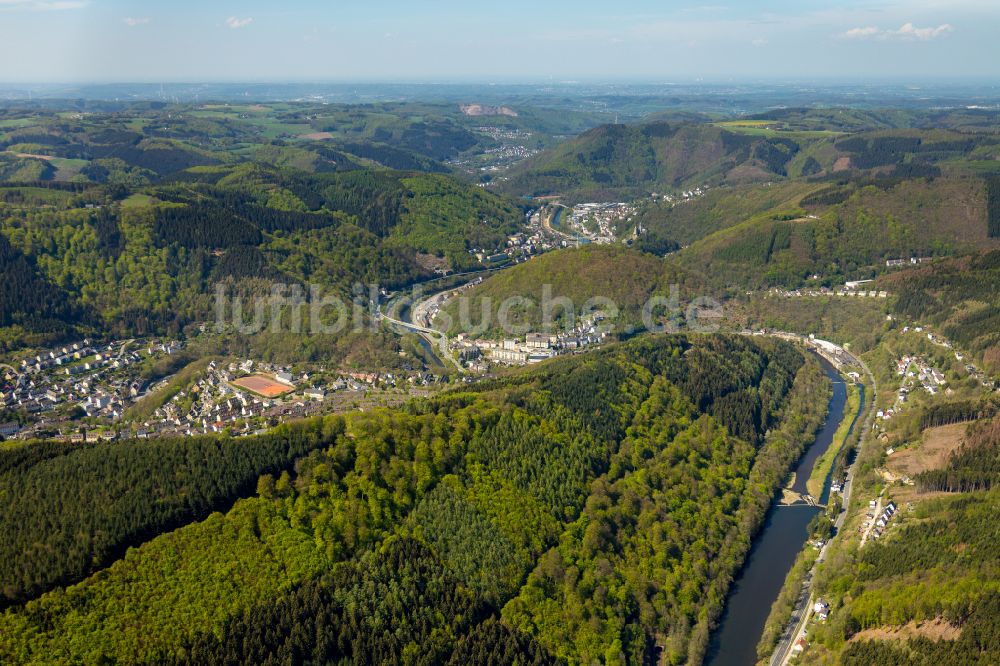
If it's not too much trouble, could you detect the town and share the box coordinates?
[447,125,542,176]
[563,201,638,244]
[0,335,444,443]
[466,207,564,268]
[452,312,611,370]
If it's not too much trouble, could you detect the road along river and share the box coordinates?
[705,356,852,665]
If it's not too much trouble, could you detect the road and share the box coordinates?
[376,304,464,373]
[769,345,878,666]
[858,492,884,548]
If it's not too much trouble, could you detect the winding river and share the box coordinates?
[705,356,851,665]
[391,261,861,665]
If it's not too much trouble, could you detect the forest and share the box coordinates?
[502,122,808,200]
[0,334,829,665]
[0,161,522,347]
[0,418,339,605]
[808,489,1000,664]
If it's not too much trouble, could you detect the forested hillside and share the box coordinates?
[673,175,997,292]
[0,420,336,605]
[633,180,818,247]
[503,122,805,201]
[501,110,1000,202]
[806,485,1000,664]
[0,163,522,350]
[437,244,703,336]
[0,334,829,665]
[0,100,605,184]
[879,249,1000,372]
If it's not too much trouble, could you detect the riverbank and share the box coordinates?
[806,383,861,500]
[763,358,878,666]
[704,354,845,665]
[755,383,866,664]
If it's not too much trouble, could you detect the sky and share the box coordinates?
[0,0,996,83]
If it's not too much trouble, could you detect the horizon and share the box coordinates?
[4,76,1000,85]
[0,0,997,83]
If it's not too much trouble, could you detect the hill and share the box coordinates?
[0,334,828,665]
[672,175,999,292]
[0,163,523,352]
[500,112,1000,201]
[633,180,820,247]
[502,121,806,201]
[879,249,1000,372]
[0,100,608,184]
[436,244,703,337]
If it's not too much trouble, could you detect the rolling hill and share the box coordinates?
[436,244,703,337]
[0,163,523,353]
[502,121,805,201]
[672,174,999,292]
[0,333,827,665]
[500,110,1000,202]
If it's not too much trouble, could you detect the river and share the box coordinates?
[705,356,849,665]
[394,301,445,368]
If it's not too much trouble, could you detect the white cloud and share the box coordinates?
[225,16,253,29]
[842,26,880,39]
[841,22,954,40]
[0,0,87,10]
[894,22,953,39]
[123,17,150,27]
[751,38,768,47]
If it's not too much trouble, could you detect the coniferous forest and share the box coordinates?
[0,334,830,665]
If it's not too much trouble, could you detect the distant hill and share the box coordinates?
[0,100,609,184]
[672,175,999,292]
[0,163,522,351]
[500,114,1000,201]
[501,121,808,200]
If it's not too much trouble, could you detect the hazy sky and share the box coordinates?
[0,0,996,82]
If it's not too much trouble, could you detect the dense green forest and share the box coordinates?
[0,334,829,664]
[177,537,558,666]
[0,420,338,605]
[0,232,88,336]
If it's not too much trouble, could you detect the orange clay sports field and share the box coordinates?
[231,374,293,397]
